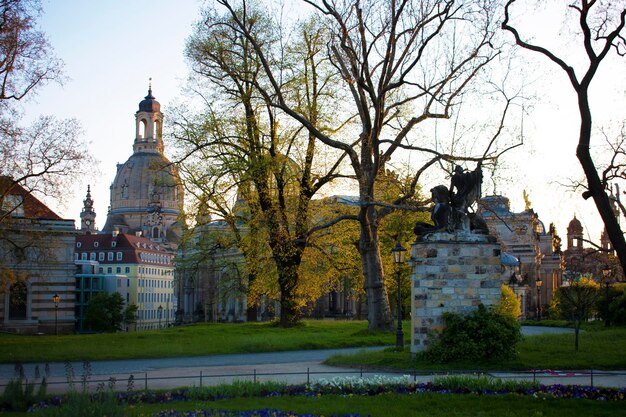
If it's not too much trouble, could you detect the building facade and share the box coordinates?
[0,177,78,334]
[479,194,564,319]
[75,232,176,331]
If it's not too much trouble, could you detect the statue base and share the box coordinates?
[410,232,502,353]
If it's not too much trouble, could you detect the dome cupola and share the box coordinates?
[134,78,164,154]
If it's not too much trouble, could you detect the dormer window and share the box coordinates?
[76,242,82,248]
[112,241,117,248]
[94,242,99,248]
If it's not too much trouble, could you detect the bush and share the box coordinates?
[424,304,521,363]
[609,289,626,326]
[495,284,521,320]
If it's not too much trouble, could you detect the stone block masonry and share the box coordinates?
[410,233,502,353]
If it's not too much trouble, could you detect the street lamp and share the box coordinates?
[157,305,163,329]
[535,277,542,321]
[52,293,60,335]
[602,265,612,327]
[391,241,407,349]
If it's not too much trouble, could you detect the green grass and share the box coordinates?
[0,320,392,363]
[8,393,621,417]
[326,326,626,371]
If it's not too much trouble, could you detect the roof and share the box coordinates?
[75,232,175,265]
[0,176,62,220]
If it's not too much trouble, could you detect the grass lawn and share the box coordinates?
[326,325,626,371]
[5,392,625,417]
[0,320,393,363]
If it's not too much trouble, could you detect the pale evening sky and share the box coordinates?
[20,0,626,245]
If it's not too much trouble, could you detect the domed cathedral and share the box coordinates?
[101,82,184,249]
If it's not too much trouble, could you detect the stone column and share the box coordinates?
[411,232,502,353]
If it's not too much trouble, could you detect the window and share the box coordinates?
[94,242,99,248]
[98,267,103,273]
[107,267,112,273]
[125,267,130,274]
[108,252,113,261]
[112,241,117,248]
[81,253,87,260]
[76,242,82,248]
[99,252,105,261]
[116,267,121,273]
[116,252,122,261]
[89,252,96,261]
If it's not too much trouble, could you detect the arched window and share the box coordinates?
[9,281,27,320]
[154,119,161,141]
[139,119,148,139]
[152,227,159,239]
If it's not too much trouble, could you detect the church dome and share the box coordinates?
[138,87,160,113]
[108,151,182,213]
[567,215,583,235]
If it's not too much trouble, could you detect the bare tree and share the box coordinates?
[0,0,91,216]
[503,0,626,273]
[216,0,509,330]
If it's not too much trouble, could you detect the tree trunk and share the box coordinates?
[574,320,580,353]
[576,91,626,274]
[359,205,393,331]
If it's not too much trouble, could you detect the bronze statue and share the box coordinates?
[414,162,487,237]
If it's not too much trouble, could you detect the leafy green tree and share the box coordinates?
[553,277,600,352]
[173,7,345,326]
[84,292,126,333]
[123,303,138,330]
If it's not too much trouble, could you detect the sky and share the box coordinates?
[19,0,626,245]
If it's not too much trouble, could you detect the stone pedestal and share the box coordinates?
[410,232,502,353]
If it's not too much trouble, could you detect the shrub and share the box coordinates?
[424,304,521,363]
[495,284,521,320]
[609,288,626,326]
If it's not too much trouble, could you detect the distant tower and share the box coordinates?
[133,78,164,154]
[567,215,584,249]
[80,185,96,234]
[102,80,183,249]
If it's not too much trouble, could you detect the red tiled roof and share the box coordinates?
[75,233,175,265]
[0,176,62,220]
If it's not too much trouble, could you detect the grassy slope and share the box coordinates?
[325,326,626,371]
[0,320,392,363]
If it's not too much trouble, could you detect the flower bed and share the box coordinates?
[26,375,626,416]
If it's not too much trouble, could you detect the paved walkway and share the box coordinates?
[2,326,624,393]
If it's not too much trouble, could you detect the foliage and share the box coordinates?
[495,284,521,320]
[609,288,626,326]
[551,277,600,321]
[83,292,126,333]
[430,374,539,392]
[424,305,522,363]
[0,363,48,412]
[123,303,138,327]
[173,4,345,327]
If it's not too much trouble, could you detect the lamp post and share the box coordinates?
[157,305,163,329]
[52,293,60,335]
[391,241,407,349]
[535,277,542,321]
[602,265,612,327]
